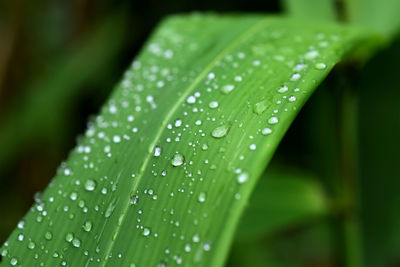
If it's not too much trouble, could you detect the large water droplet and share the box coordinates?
[72,237,81,248]
[211,124,230,138]
[171,153,185,167]
[208,101,219,109]
[261,128,272,135]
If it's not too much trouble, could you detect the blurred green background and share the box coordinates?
[1,0,399,266]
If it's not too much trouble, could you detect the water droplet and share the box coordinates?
[208,101,219,109]
[70,192,78,201]
[288,96,296,102]
[221,84,235,94]
[175,119,182,127]
[249,144,256,150]
[198,192,207,203]
[154,146,162,157]
[304,50,319,60]
[211,124,230,138]
[186,95,196,104]
[84,179,97,191]
[130,195,139,205]
[65,233,74,243]
[10,258,18,266]
[185,243,191,252]
[143,227,151,236]
[290,73,301,81]
[201,144,209,151]
[45,231,53,240]
[28,240,36,249]
[171,153,185,167]
[203,241,211,251]
[253,99,271,114]
[72,237,81,248]
[278,85,288,93]
[315,62,327,69]
[83,221,92,232]
[237,172,249,184]
[113,135,121,143]
[261,128,272,135]
[268,116,279,125]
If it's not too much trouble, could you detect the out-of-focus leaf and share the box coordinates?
[358,36,400,267]
[235,167,328,241]
[346,0,400,37]
[282,0,337,22]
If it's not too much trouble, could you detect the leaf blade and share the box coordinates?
[0,15,374,267]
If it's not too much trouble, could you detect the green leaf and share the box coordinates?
[282,0,337,22]
[345,0,400,37]
[235,167,328,241]
[0,14,373,266]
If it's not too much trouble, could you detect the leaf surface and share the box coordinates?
[0,14,373,267]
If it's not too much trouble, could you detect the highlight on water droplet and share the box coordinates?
[143,227,151,237]
[211,124,230,139]
[171,153,185,167]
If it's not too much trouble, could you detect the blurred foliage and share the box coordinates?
[1,0,400,266]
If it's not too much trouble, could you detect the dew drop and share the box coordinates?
[45,231,53,240]
[171,153,185,167]
[28,241,36,249]
[84,179,97,191]
[65,233,74,243]
[278,85,288,93]
[315,62,327,69]
[304,50,319,60]
[261,128,272,135]
[221,84,235,94]
[72,237,81,248]
[211,124,230,139]
[83,221,92,232]
[288,96,296,102]
[198,192,207,203]
[154,146,162,157]
[208,101,219,109]
[70,192,78,201]
[143,227,151,237]
[249,144,256,150]
[10,258,18,266]
[186,95,196,104]
[290,73,301,81]
[253,99,271,115]
[237,172,249,184]
[268,116,279,125]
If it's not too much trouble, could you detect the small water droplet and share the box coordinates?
[198,192,207,203]
[237,172,249,184]
[143,227,151,236]
[278,85,288,93]
[154,146,162,157]
[186,95,196,104]
[315,62,327,69]
[221,84,235,94]
[249,144,256,150]
[288,96,296,102]
[268,116,279,125]
[211,124,230,138]
[171,153,185,167]
[65,233,74,243]
[45,231,53,240]
[208,101,219,109]
[83,221,92,232]
[28,241,36,249]
[10,258,18,266]
[70,192,78,201]
[253,99,271,115]
[72,237,81,248]
[261,128,272,135]
[304,50,319,60]
[290,73,301,81]
[84,179,97,191]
